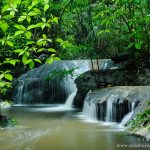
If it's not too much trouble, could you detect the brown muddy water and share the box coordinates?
[0,105,149,150]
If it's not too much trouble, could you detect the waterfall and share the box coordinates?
[106,95,118,122]
[65,92,77,108]
[82,92,138,123]
[17,81,24,104]
[14,59,116,104]
[120,102,136,127]
[14,60,92,104]
[83,100,97,121]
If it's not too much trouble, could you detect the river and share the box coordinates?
[0,105,149,150]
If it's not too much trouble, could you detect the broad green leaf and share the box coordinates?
[44,0,49,3]
[46,58,53,64]
[51,54,56,57]
[2,5,9,13]
[37,48,45,52]
[135,43,142,49]
[14,30,24,36]
[37,39,44,42]
[53,57,60,61]
[42,18,46,22]
[29,61,34,69]
[56,38,64,43]
[14,24,26,30]
[26,41,34,45]
[44,4,49,11]
[24,59,32,65]
[52,17,58,23]
[14,49,24,53]
[27,16,31,23]
[42,34,47,39]
[34,59,42,63]
[10,11,15,16]
[41,24,46,30]
[28,6,33,11]
[48,48,56,52]
[6,41,13,47]
[25,31,32,38]
[0,81,5,88]
[22,54,28,64]
[27,25,36,30]
[33,8,41,13]
[127,43,134,49]
[4,74,13,81]
[28,11,37,16]
[32,1,38,6]
[0,39,5,45]
[0,22,9,33]
[35,22,43,27]
[45,23,51,28]
[8,59,19,66]
[47,39,52,42]
[4,70,11,73]
[18,16,26,22]
[3,14,14,19]
[0,74,4,80]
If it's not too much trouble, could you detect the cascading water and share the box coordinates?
[106,94,118,122]
[120,102,136,127]
[13,60,92,104]
[82,88,140,124]
[65,92,77,108]
[83,100,97,121]
[14,59,114,105]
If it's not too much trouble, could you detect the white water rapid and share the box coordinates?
[65,92,77,108]
[120,102,136,127]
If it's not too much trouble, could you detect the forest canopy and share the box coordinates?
[0,0,150,94]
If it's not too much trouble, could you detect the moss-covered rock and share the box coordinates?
[0,114,18,128]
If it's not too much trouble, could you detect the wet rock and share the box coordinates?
[82,86,150,122]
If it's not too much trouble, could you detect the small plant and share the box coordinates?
[127,101,150,131]
[0,100,17,128]
[45,67,78,81]
[0,114,18,128]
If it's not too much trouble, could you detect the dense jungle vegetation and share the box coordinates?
[0,0,150,95]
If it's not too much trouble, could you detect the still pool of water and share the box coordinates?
[0,105,149,150]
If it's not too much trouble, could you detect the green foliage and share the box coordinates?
[0,70,12,94]
[0,0,150,95]
[94,0,150,59]
[45,67,78,81]
[0,0,61,94]
[128,101,150,130]
[0,115,18,128]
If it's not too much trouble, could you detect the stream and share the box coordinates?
[0,105,149,150]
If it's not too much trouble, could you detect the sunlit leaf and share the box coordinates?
[0,21,9,33]
[25,31,32,38]
[18,16,26,22]
[2,5,9,13]
[14,24,26,30]
[48,48,56,53]
[34,59,42,63]
[6,41,13,47]
[14,30,24,36]
[4,74,13,81]
[29,61,34,69]
[44,4,49,12]
[42,34,47,39]
[24,59,32,65]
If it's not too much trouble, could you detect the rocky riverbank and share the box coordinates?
[76,86,150,139]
